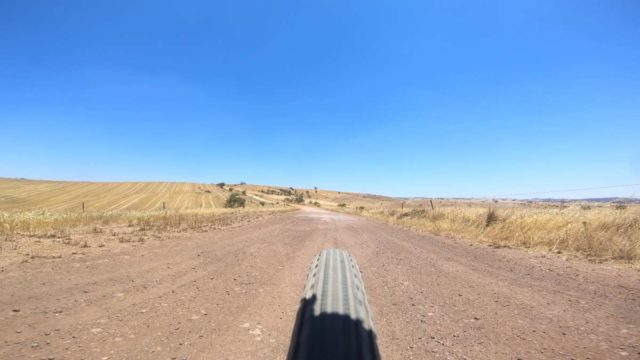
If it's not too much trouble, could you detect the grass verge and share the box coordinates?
[342,204,640,261]
[0,208,293,265]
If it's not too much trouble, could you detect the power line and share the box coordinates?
[493,183,640,198]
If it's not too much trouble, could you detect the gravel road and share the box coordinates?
[1,208,638,359]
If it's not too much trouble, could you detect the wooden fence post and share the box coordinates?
[82,202,85,212]
[430,199,434,210]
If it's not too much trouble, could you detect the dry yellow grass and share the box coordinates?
[0,207,291,266]
[238,184,640,261]
[3,180,637,261]
[344,202,640,261]
[0,178,254,211]
[0,208,285,238]
[0,179,293,264]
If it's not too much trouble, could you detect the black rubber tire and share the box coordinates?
[287,248,381,360]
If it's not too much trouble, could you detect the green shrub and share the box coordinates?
[224,193,246,208]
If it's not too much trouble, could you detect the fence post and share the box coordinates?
[162,201,166,210]
[82,202,85,212]
[430,199,434,210]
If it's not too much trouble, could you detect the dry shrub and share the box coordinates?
[485,208,499,227]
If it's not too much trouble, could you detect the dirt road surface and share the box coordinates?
[1,208,639,359]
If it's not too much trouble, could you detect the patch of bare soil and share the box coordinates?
[1,208,638,359]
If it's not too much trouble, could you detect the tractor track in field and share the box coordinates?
[1,208,638,359]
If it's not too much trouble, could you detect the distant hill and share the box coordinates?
[2,177,637,212]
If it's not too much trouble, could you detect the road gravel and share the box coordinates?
[1,208,638,359]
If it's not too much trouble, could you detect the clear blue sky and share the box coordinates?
[1,1,639,198]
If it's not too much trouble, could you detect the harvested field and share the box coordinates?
[0,178,257,211]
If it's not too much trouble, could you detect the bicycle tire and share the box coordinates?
[287,248,381,360]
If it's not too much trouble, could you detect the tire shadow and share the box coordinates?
[287,295,381,360]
